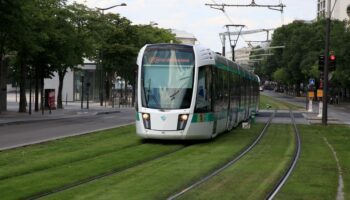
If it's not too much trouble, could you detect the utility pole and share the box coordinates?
[322,0,332,125]
[225,24,245,61]
[220,34,226,56]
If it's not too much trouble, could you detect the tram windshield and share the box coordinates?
[141,45,194,109]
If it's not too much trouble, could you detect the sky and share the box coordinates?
[67,0,317,52]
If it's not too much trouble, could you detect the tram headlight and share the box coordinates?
[142,113,150,120]
[177,114,189,130]
[142,113,151,129]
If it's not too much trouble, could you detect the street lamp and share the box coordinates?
[96,3,127,106]
[149,21,158,26]
[96,3,127,14]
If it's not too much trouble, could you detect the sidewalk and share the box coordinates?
[0,93,133,125]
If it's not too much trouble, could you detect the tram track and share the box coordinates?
[167,110,277,200]
[26,144,190,200]
[266,110,301,200]
[168,110,302,200]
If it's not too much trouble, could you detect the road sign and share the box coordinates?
[309,79,315,85]
[308,91,315,98]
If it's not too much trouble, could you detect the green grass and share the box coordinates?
[0,125,184,199]
[0,126,140,180]
[3,122,349,200]
[39,124,264,200]
[259,95,302,110]
[179,124,296,200]
[276,125,350,200]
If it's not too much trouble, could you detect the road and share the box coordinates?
[0,109,135,150]
[262,90,350,125]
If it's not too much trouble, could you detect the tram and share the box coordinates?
[135,44,259,140]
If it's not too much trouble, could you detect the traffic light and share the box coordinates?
[329,54,336,71]
[318,53,336,71]
[318,55,324,71]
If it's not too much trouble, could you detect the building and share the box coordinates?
[44,59,99,102]
[171,29,197,45]
[233,47,252,65]
[317,0,350,20]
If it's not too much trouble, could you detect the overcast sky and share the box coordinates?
[68,0,317,52]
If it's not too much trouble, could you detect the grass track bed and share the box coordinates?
[260,95,301,110]
[0,144,184,199]
[276,125,350,200]
[38,124,264,200]
[179,124,296,200]
[0,125,139,180]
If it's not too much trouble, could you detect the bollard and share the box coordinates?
[308,99,313,112]
[317,101,323,118]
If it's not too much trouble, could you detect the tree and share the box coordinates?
[0,0,26,112]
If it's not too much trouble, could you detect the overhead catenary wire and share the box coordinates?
[210,0,250,48]
[208,0,286,52]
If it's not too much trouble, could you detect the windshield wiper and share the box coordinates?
[170,89,179,101]
[179,75,191,81]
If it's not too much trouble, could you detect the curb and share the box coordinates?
[0,110,121,126]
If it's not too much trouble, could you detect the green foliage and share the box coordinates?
[0,1,177,110]
[256,19,350,92]
[273,68,289,85]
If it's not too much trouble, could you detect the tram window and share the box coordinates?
[195,66,212,112]
[212,68,229,112]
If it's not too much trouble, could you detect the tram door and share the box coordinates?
[227,72,239,129]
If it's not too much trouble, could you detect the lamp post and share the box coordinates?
[96,3,127,106]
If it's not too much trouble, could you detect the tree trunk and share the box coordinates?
[124,79,128,106]
[105,75,111,102]
[57,68,66,109]
[19,60,27,113]
[0,55,8,112]
[34,65,39,111]
[41,65,44,114]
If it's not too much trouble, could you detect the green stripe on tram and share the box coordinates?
[191,113,215,123]
[136,113,140,121]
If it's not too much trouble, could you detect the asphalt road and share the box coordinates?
[262,90,350,125]
[0,109,135,150]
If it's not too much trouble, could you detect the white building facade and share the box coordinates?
[234,47,253,65]
[171,29,197,45]
[44,60,98,102]
[318,0,350,20]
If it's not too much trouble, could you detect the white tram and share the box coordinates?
[135,44,259,140]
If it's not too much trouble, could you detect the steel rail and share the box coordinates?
[266,110,302,200]
[167,110,276,200]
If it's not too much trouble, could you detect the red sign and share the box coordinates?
[48,91,56,109]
